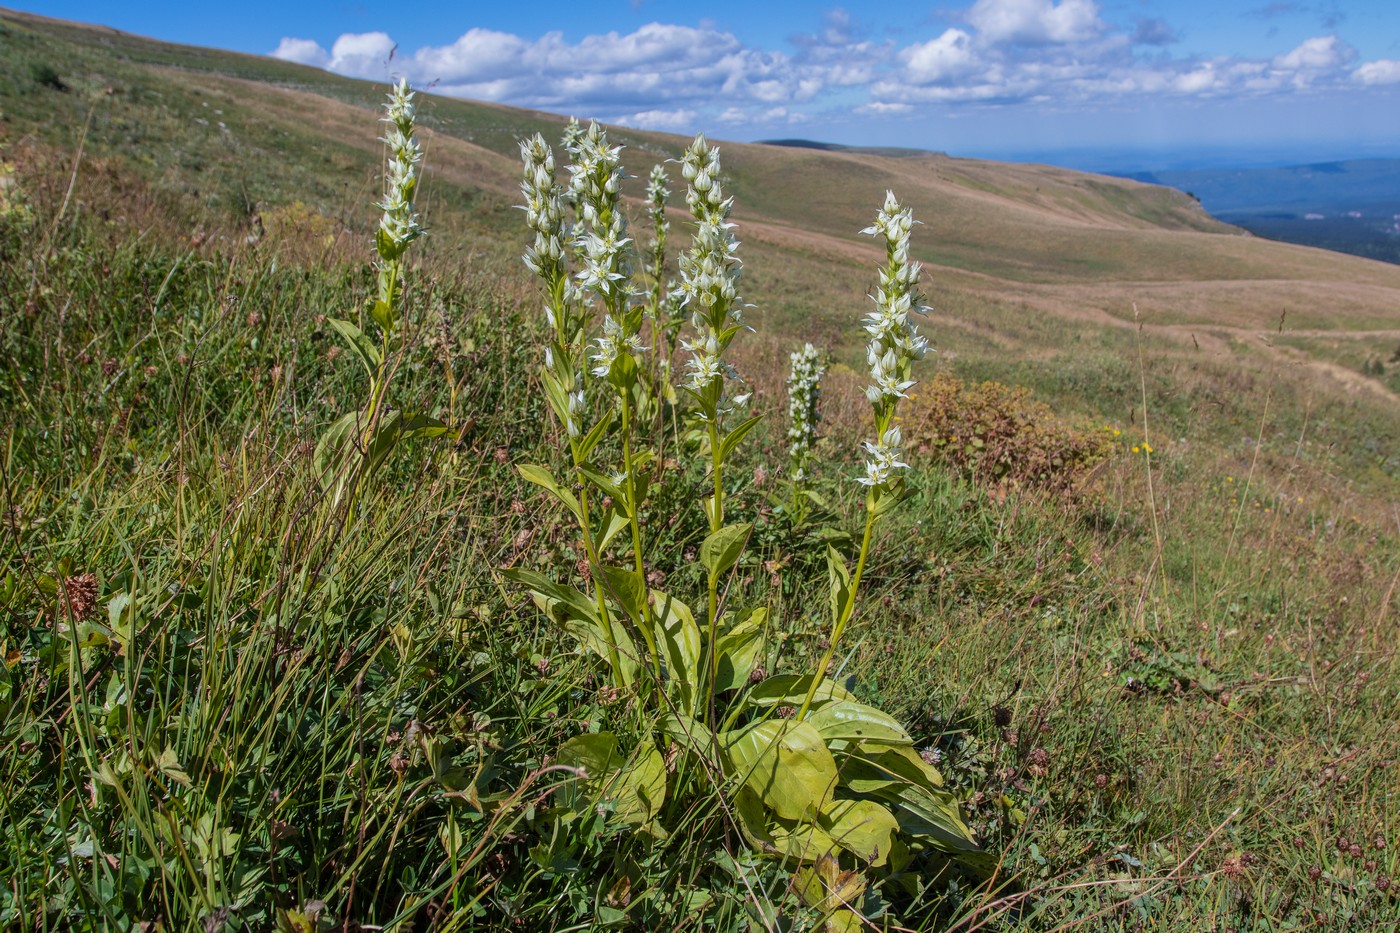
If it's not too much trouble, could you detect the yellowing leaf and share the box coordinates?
[722,720,836,822]
[819,798,899,866]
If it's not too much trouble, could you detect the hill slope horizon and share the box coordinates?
[3,6,1399,425]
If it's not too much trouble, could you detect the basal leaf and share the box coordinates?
[768,817,841,865]
[555,734,668,827]
[807,699,912,746]
[819,799,898,867]
[721,719,836,822]
[745,674,855,711]
[650,590,700,715]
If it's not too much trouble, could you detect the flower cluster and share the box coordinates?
[678,135,747,411]
[786,343,826,484]
[858,191,929,488]
[568,122,643,385]
[858,424,909,487]
[519,133,567,295]
[568,122,629,290]
[590,313,646,380]
[646,163,670,262]
[375,79,424,260]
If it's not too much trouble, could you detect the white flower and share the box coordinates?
[375,81,425,256]
[786,343,825,483]
[590,314,645,378]
[858,192,928,489]
[857,425,908,487]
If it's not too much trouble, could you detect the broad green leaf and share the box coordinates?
[399,412,448,440]
[713,607,767,694]
[541,367,573,432]
[556,732,623,782]
[700,523,751,576]
[827,545,851,629]
[768,817,841,864]
[661,713,713,760]
[326,317,382,377]
[555,733,668,826]
[832,742,944,790]
[833,745,982,866]
[730,786,779,856]
[819,799,898,866]
[156,747,192,787]
[879,781,987,866]
[717,415,762,464]
[364,411,404,476]
[370,295,399,330]
[869,478,906,518]
[594,504,630,551]
[605,350,639,390]
[577,414,611,462]
[615,742,668,826]
[518,463,583,523]
[721,719,836,822]
[745,674,855,711]
[807,699,912,746]
[650,590,700,715]
[596,564,645,618]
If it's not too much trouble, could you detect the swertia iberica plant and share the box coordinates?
[507,129,996,923]
[316,80,447,512]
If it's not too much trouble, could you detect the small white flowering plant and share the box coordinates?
[507,131,992,921]
[784,341,827,524]
[316,79,446,508]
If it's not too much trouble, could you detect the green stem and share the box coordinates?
[796,496,877,721]
[620,393,664,687]
[703,414,723,727]
[568,445,629,687]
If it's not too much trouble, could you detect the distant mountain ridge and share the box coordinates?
[759,138,943,160]
[1112,159,1400,264]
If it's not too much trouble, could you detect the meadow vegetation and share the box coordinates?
[2,10,1399,932]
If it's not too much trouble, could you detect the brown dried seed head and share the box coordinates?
[61,573,99,621]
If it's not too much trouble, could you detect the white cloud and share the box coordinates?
[967,0,1104,46]
[856,101,913,114]
[270,37,328,68]
[1355,59,1400,85]
[409,28,527,82]
[320,32,399,79]
[1273,35,1347,71]
[269,6,1388,133]
[612,108,698,130]
[901,29,979,84]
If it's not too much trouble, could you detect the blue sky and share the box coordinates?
[25,1,1400,168]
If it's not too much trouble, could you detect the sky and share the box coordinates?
[24,1,1400,170]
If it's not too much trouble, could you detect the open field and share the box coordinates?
[1,8,1397,931]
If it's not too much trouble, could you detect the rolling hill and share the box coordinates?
[2,6,1398,481]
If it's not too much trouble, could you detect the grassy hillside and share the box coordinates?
[2,8,1398,932]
